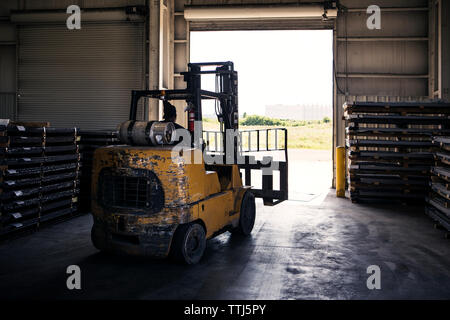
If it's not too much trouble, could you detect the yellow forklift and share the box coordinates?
[90,62,288,264]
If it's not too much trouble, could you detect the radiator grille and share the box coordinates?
[98,168,164,212]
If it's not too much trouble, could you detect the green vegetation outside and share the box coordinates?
[202,115,332,150]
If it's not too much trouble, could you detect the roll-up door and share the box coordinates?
[189,19,334,31]
[0,45,16,119]
[17,22,145,129]
[185,5,336,31]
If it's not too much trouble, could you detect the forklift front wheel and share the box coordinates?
[231,191,256,236]
[171,223,206,264]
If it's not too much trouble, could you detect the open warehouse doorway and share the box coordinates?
[191,30,333,203]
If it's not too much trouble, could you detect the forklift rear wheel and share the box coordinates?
[231,191,256,236]
[171,223,206,264]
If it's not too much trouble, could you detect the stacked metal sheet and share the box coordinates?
[426,136,450,235]
[78,130,119,213]
[0,120,80,236]
[344,101,450,204]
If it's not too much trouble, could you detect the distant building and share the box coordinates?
[265,104,332,120]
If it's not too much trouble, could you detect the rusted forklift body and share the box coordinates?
[91,62,287,264]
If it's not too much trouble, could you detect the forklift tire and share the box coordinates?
[231,191,256,236]
[170,223,206,264]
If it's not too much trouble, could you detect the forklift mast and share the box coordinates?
[129,62,238,153]
[185,62,239,132]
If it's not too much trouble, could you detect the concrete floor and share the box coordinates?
[0,191,450,300]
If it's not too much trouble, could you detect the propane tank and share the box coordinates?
[118,120,177,146]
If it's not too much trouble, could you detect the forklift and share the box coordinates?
[90,62,288,264]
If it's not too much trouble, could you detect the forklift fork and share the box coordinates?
[204,128,289,205]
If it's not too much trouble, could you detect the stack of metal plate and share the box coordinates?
[0,121,81,236]
[426,136,450,234]
[344,101,450,204]
[78,130,119,213]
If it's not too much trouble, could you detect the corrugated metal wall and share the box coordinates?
[443,0,450,100]
[334,0,431,185]
[0,19,16,120]
[17,23,145,129]
[0,0,147,126]
[10,0,146,10]
[0,45,16,119]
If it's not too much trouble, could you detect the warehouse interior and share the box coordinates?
[1,0,450,300]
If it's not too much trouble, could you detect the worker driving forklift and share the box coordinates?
[162,101,185,130]
[90,62,288,264]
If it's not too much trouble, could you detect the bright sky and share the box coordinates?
[190,30,333,117]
